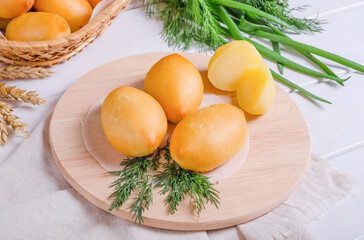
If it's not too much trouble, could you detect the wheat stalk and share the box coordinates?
[0,65,49,147]
[0,101,28,139]
[0,83,46,105]
[0,66,54,80]
[0,113,7,146]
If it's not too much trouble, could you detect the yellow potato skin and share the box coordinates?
[101,86,168,157]
[144,54,204,123]
[34,0,92,32]
[87,0,101,8]
[208,40,263,91]
[170,103,248,172]
[5,12,71,41]
[237,62,275,115]
[0,0,34,19]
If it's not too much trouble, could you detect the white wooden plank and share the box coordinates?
[289,0,363,18]
[289,71,364,156]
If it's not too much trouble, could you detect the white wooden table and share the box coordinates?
[1,1,363,239]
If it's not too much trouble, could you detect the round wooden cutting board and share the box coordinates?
[49,52,310,231]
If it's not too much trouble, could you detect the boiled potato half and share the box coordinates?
[144,54,204,123]
[0,0,34,19]
[237,62,275,115]
[170,103,248,172]
[34,0,92,32]
[208,40,263,91]
[101,86,168,157]
[6,12,71,41]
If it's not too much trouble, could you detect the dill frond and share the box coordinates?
[108,156,154,223]
[108,140,220,223]
[130,174,154,224]
[142,0,226,51]
[241,0,324,33]
[154,145,220,216]
[149,140,170,170]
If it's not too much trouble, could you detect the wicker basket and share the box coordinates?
[0,0,130,67]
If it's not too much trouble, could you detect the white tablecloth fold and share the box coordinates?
[0,116,352,240]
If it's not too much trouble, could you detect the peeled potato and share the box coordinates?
[208,40,263,91]
[34,0,92,32]
[87,0,101,8]
[144,54,204,123]
[5,12,71,41]
[237,62,275,115]
[170,103,248,172]
[101,86,167,157]
[0,0,34,19]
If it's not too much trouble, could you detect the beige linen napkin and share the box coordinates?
[0,116,352,240]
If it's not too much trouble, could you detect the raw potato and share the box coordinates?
[5,12,71,41]
[101,86,168,157]
[34,0,92,32]
[208,40,263,91]
[144,54,204,123]
[237,62,275,115]
[170,103,248,172]
[0,0,34,19]
[87,0,102,8]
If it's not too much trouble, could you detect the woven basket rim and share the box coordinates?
[0,0,129,51]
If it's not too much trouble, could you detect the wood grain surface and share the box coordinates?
[49,52,311,231]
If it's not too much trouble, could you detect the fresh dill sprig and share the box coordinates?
[154,144,220,216]
[129,174,154,223]
[108,155,153,224]
[141,0,226,51]
[149,140,170,170]
[108,140,220,223]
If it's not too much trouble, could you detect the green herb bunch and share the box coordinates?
[107,140,220,223]
[142,0,364,104]
[108,156,154,224]
[143,0,225,51]
[154,143,220,216]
